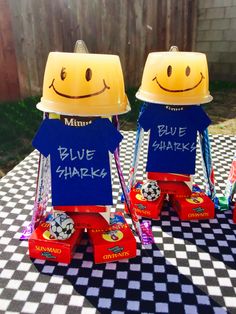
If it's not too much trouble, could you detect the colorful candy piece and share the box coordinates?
[140,220,154,245]
[225,152,236,206]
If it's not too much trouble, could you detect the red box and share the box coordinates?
[171,192,215,220]
[148,172,192,197]
[88,212,136,264]
[125,181,165,219]
[29,216,83,264]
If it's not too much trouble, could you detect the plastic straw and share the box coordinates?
[199,128,216,200]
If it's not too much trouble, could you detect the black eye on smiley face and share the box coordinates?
[153,65,204,93]
[185,66,191,76]
[60,67,67,81]
[49,66,110,99]
[167,65,172,77]
[85,68,92,81]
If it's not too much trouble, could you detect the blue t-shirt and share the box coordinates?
[139,104,211,175]
[32,118,123,206]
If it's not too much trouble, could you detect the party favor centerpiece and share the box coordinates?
[28,41,137,264]
[128,46,215,221]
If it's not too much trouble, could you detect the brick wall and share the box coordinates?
[196,0,236,81]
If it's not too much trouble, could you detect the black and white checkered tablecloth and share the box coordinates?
[0,132,236,314]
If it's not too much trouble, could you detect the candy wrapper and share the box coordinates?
[140,220,154,245]
[224,151,236,207]
[198,129,216,200]
[20,152,51,240]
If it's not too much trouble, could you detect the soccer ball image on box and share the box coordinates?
[141,180,161,201]
[50,213,75,240]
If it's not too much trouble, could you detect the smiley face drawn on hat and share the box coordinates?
[38,52,130,116]
[149,53,207,95]
[49,66,110,99]
[136,51,212,105]
[152,65,205,93]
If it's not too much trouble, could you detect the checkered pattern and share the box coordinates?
[0,132,236,314]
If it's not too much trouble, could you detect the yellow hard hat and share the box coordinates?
[37,52,130,116]
[136,49,212,105]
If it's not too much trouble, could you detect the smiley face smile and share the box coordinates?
[152,72,205,93]
[49,78,110,99]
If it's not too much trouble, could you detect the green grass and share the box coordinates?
[0,81,235,177]
[119,87,142,130]
[0,96,42,175]
[209,80,236,91]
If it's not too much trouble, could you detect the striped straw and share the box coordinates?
[199,128,216,200]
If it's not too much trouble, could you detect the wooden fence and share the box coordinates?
[0,0,197,102]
